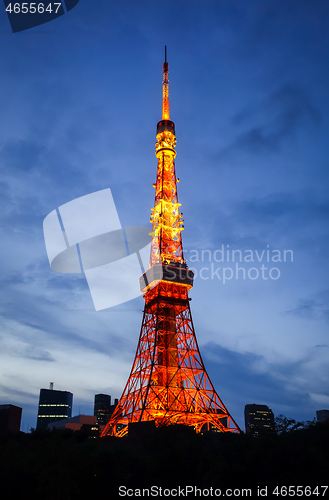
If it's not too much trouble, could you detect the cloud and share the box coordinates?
[46,275,88,292]
[0,139,46,173]
[0,383,38,403]
[222,84,320,157]
[286,289,329,321]
[12,343,55,362]
[186,189,329,257]
[0,264,141,361]
[0,187,47,235]
[238,192,329,226]
[201,341,328,423]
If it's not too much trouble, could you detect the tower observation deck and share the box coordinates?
[101,48,240,437]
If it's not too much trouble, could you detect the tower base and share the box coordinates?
[101,282,240,438]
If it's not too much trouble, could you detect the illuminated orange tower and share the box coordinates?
[101,48,240,437]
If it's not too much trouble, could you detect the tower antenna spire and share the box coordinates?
[162,46,169,120]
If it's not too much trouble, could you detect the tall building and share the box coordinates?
[101,49,240,438]
[244,404,275,436]
[94,394,118,425]
[0,404,22,433]
[316,409,329,423]
[36,383,73,430]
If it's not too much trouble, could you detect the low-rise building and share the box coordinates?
[48,414,99,437]
[0,404,22,433]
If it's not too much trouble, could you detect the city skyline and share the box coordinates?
[0,0,328,432]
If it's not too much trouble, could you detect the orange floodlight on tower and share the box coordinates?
[101,48,240,438]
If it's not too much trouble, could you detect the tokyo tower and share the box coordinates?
[101,49,240,437]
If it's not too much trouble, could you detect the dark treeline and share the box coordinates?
[0,423,328,498]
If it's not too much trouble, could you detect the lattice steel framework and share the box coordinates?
[101,48,240,438]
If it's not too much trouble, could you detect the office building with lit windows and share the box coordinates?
[36,384,73,430]
[244,404,275,436]
[94,393,118,426]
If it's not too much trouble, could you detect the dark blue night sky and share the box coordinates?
[0,0,328,431]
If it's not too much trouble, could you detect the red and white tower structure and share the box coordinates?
[101,49,240,437]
